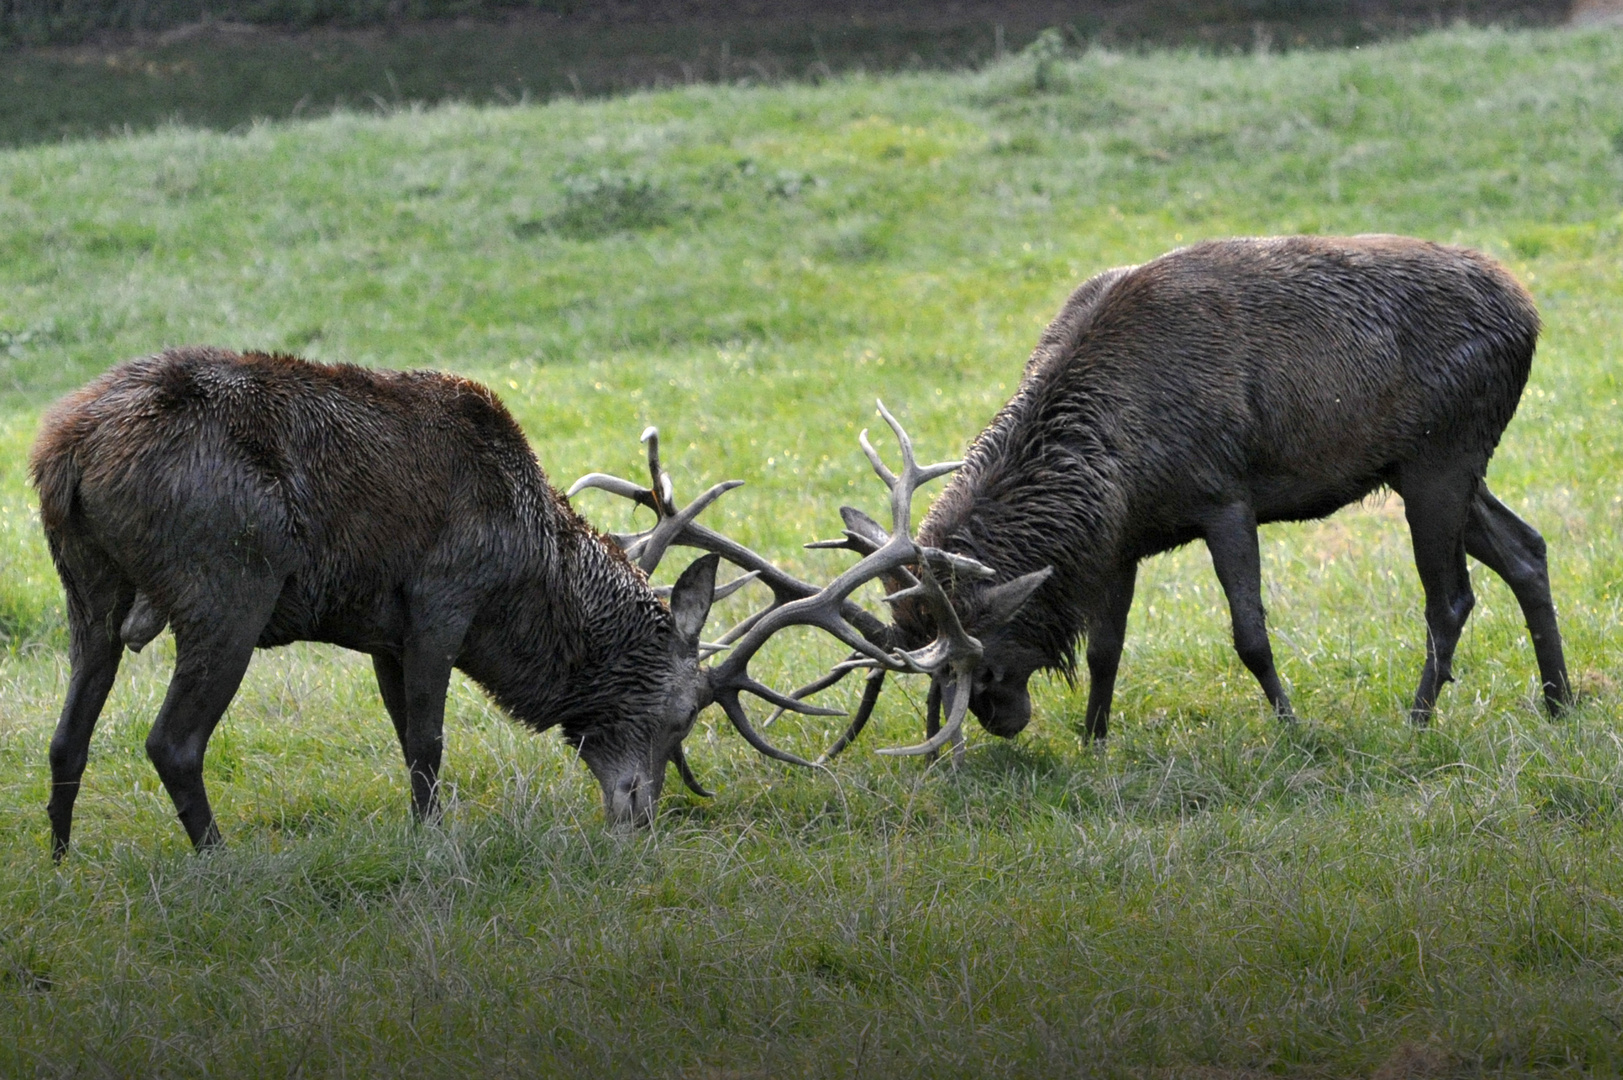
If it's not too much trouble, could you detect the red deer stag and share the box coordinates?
[872,235,1574,753]
[32,347,975,854]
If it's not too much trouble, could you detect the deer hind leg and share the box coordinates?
[1205,502,1295,722]
[1397,461,1480,726]
[47,550,131,860]
[1464,486,1572,716]
[145,579,282,850]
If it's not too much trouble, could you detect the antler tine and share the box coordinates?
[918,546,997,581]
[859,401,966,550]
[857,428,899,490]
[711,570,761,602]
[877,403,963,487]
[876,676,972,757]
[805,533,871,552]
[822,503,991,584]
[566,473,660,511]
[715,694,819,768]
[875,563,982,756]
[671,742,714,798]
[651,569,757,604]
[814,668,887,764]
[606,528,652,552]
[761,659,862,727]
[641,426,676,513]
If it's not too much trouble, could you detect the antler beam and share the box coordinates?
[701,402,997,762]
[569,402,998,768]
[569,428,889,641]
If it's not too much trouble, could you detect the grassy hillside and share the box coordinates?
[1,25,1622,1077]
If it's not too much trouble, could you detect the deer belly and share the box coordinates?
[1250,470,1390,524]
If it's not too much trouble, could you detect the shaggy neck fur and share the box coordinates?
[460,495,677,751]
[916,267,1137,678]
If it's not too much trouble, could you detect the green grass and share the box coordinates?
[2,24,1623,1077]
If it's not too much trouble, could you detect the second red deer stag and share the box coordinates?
[882,235,1573,751]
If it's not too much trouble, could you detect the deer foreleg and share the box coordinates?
[395,620,468,823]
[372,652,411,765]
[1081,562,1137,741]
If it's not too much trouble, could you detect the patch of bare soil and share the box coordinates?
[1570,0,1623,23]
[1369,1039,1455,1080]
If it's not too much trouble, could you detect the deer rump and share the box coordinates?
[32,347,725,855]
[900,235,1572,741]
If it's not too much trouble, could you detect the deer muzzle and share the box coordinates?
[603,766,663,828]
[970,675,1034,737]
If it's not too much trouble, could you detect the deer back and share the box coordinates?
[30,347,672,712]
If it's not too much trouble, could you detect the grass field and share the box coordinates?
[2,23,1623,1078]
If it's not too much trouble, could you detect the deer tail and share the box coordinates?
[28,423,84,536]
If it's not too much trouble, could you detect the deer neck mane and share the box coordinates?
[460,511,675,735]
[920,377,1129,678]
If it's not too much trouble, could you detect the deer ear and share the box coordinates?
[978,567,1053,630]
[669,552,722,648]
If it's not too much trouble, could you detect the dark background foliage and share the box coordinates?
[0,0,1580,147]
[0,0,1572,50]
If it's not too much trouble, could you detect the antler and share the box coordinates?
[569,403,997,768]
[837,403,991,758]
[568,424,895,765]
[702,402,996,764]
[570,428,882,626]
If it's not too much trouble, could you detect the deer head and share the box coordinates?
[565,550,722,827]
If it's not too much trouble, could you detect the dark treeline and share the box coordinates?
[0,0,571,45]
[0,0,1572,49]
[0,0,1577,148]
